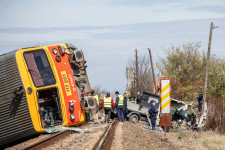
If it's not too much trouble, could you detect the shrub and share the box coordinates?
[205,97,225,134]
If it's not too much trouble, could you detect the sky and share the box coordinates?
[0,0,225,93]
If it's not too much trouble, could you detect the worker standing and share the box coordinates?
[93,91,100,109]
[197,92,203,112]
[115,91,125,122]
[126,92,131,101]
[123,93,128,120]
[101,92,115,123]
[130,93,136,103]
[148,100,158,130]
[136,91,142,104]
[136,91,142,110]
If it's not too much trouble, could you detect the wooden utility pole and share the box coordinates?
[148,48,157,94]
[203,22,214,101]
[135,49,139,92]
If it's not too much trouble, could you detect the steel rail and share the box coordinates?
[21,130,70,150]
[95,119,116,150]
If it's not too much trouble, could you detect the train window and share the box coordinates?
[24,50,56,87]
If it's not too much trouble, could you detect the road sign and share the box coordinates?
[161,79,171,113]
[159,77,171,134]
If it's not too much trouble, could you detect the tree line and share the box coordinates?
[126,42,225,101]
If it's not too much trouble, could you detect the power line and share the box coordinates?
[214,25,224,29]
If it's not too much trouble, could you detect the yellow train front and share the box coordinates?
[0,43,97,147]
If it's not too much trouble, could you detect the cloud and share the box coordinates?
[0,0,225,92]
[107,0,225,8]
[0,0,225,28]
[0,26,115,34]
[191,5,225,13]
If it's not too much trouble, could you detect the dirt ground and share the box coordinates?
[111,121,225,150]
[111,121,178,150]
[111,122,123,150]
[162,129,225,150]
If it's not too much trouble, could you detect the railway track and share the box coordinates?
[93,119,118,150]
[7,120,180,150]
[20,120,117,150]
[21,130,71,150]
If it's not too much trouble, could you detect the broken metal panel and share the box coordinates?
[138,92,185,110]
[66,43,97,120]
[66,43,92,94]
[197,101,208,128]
[171,99,186,110]
[127,101,149,114]
[127,91,190,126]
[127,92,186,114]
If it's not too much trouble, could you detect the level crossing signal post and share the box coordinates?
[159,77,172,138]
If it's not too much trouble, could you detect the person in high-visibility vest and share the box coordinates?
[101,92,115,123]
[93,93,99,107]
[130,93,136,103]
[115,91,125,122]
[126,92,131,102]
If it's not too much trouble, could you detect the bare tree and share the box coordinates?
[126,55,154,96]
[92,85,107,99]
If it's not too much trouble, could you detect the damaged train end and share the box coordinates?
[0,43,97,147]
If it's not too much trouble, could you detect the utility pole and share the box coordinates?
[203,22,214,101]
[135,49,139,93]
[198,22,215,128]
[148,48,157,94]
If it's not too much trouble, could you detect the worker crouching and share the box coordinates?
[101,92,115,123]
[148,100,158,130]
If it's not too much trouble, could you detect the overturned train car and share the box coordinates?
[0,43,97,147]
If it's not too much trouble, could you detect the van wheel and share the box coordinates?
[129,114,139,123]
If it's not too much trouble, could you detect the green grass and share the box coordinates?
[170,127,177,133]
[177,131,188,139]
[202,140,224,150]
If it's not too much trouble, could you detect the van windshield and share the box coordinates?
[24,49,56,87]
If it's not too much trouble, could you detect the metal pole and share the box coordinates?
[135,49,139,93]
[95,119,115,150]
[164,126,166,138]
[126,67,129,90]
[148,48,157,94]
[203,22,214,101]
